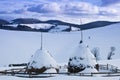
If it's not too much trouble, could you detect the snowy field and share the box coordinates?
[0,75,120,80]
[0,23,120,65]
[0,23,120,79]
[0,59,120,80]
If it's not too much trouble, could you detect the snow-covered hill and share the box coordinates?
[0,18,118,32]
[0,23,120,66]
[0,22,120,80]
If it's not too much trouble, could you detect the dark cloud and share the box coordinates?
[13,9,26,14]
[27,4,46,13]
[101,0,120,6]
[0,11,8,14]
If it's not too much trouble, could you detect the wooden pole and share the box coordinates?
[40,32,43,50]
[80,19,83,43]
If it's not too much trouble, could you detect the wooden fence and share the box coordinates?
[0,63,120,77]
[99,64,119,72]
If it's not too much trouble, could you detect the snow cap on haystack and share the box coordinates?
[28,49,58,73]
[68,42,98,73]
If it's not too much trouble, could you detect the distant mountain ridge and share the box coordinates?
[78,21,118,30]
[0,18,119,32]
[0,19,9,25]
[12,18,75,26]
[12,18,42,24]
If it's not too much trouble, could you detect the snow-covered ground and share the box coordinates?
[0,75,120,80]
[0,23,120,65]
[0,23,120,79]
[1,60,120,80]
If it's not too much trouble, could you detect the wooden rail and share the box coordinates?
[7,63,119,73]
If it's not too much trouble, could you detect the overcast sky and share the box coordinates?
[0,0,120,23]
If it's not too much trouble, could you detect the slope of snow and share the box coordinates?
[0,23,120,66]
[84,23,120,60]
[0,23,120,79]
[49,25,69,32]
[71,27,80,31]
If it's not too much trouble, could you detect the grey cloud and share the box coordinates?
[27,4,47,13]
[27,3,61,14]
[27,2,99,16]
[13,9,26,14]
[63,3,99,16]
[101,0,120,6]
[99,11,116,16]
[2,0,118,18]
[27,5,42,13]
[0,11,8,14]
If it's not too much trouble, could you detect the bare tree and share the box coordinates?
[107,46,116,60]
[91,47,100,61]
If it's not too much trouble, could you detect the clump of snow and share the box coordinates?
[68,42,97,73]
[28,49,59,73]
[71,27,80,31]
[44,68,58,73]
[49,25,69,32]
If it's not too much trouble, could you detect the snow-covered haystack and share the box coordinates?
[68,42,98,73]
[27,49,59,74]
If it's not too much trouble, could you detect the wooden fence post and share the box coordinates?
[91,73,93,76]
[107,64,109,70]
